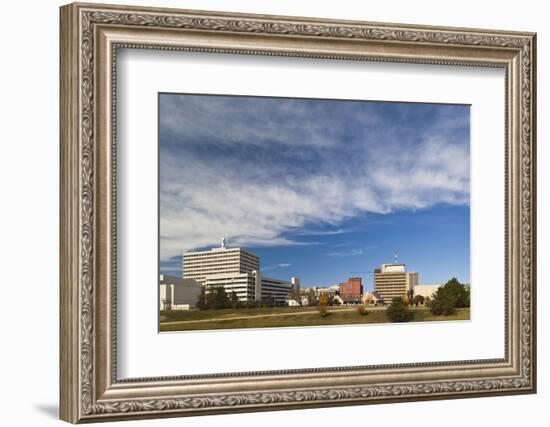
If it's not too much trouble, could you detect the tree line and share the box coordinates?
[196,287,279,310]
[386,277,470,322]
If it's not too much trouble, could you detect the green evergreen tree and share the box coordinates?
[430,278,470,315]
[386,297,414,322]
[196,288,207,310]
[212,286,229,309]
[230,291,240,308]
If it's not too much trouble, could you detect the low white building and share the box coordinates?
[332,295,344,305]
[204,272,255,301]
[261,275,295,305]
[287,299,300,307]
[204,270,295,305]
[413,284,441,299]
[159,275,202,311]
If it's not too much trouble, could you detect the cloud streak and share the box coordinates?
[326,249,365,257]
[261,263,292,272]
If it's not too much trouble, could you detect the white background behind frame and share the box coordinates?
[116,48,505,378]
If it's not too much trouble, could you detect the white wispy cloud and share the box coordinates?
[159,96,470,261]
[261,263,292,271]
[326,249,365,257]
[291,228,351,237]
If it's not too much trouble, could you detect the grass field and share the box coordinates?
[159,306,470,332]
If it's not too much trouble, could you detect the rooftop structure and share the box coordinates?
[380,263,406,273]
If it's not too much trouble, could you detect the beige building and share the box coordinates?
[374,263,418,303]
[413,284,441,299]
[182,238,259,284]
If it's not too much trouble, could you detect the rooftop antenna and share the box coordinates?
[394,251,398,264]
[221,237,226,249]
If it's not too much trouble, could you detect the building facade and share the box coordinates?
[302,285,339,297]
[339,277,363,303]
[182,240,296,306]
[159,274,202,310]
[203,272,256,301]
[203,270,294,305]
[260,275,295,305]
[291,277,300,293]
[182,239,260,284]
[374,263,418,303]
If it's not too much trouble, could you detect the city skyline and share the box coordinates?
[161,207,469,291]
[159,93,470,290]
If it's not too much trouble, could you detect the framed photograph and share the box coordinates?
[60,2,537,423]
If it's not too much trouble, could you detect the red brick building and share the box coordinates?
[339,277,363,303]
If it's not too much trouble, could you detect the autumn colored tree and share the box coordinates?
[413,295,425,307]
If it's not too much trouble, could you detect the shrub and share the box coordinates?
[356,305,368,316]
[319,294,329,306]
[413,295,425,307]
[386,297,414,322]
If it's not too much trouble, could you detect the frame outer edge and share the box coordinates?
[60,3,81,424]
[529,33,537,393]
[60,2,537,422]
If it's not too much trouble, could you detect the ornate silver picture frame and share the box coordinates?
[60,2,536,423]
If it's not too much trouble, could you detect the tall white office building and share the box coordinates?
[182,239,297,305]
[182,238,260,284]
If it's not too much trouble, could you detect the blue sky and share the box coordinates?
[159,93,470,290]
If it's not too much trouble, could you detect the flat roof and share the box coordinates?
[183,247,259,257]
